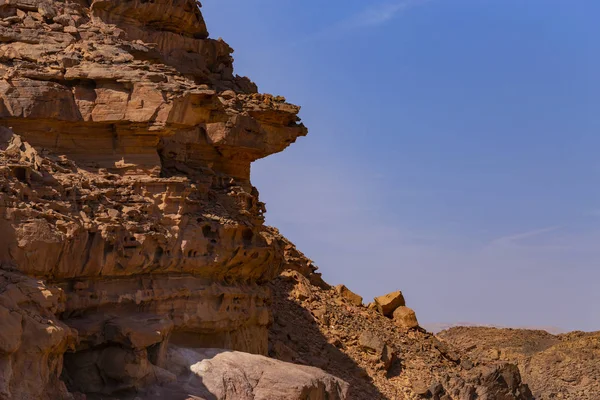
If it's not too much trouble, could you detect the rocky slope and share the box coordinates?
[266,237,533,400]
[0,1,550,400]
[438,327,600,399]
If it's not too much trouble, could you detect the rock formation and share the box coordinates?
[0,1,328,399]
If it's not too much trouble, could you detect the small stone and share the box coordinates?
[220,90,236,99]
[38,3,57,20]
[411,379,431,396]
[312,307,329,325]
[488,349,500,360]
[335,284,363,306]
[429,382,445,397]
[380,344,396,371]
[64,25,78,35]
[53,14,72,26]
[3,16,21,24]
[359,331,384,354]
[48,23,63,31]
[29,12,43,22]
[461,358,474,370]
[60,55,80,68]
[23,16,36,28]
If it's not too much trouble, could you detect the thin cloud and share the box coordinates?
[342,0,427,29]
[488,226,560,247]
[294,0,431,45]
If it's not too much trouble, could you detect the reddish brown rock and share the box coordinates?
[0,1,308,398]
[335,284,363,306]
[374,290,406,317]
[0,271,76,400]
[392,306,420,330]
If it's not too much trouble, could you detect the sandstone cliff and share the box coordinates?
[0,1,315,398]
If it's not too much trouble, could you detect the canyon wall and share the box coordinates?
[0,1,308,398]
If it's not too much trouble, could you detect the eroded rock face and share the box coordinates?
[0,1,307,398]
[0,270,76,400]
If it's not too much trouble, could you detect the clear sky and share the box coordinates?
[202,0,600,332]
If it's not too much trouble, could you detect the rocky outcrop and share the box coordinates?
[0,1,308,398]
[438,327,600,399]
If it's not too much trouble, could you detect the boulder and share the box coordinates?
[142,347,349,400]
[477,364,534,400]
[393,306,419,329]
[374,291,406,317]
[335,284,363,306]
[359,331,395,371]
[359,331,386,354]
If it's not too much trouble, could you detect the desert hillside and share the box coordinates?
[438,327,600,400]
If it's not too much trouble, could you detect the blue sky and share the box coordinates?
[203,0,600,331]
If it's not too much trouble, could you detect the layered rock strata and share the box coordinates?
[0,1,307,399]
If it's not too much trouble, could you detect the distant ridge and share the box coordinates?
[423,322,567,335]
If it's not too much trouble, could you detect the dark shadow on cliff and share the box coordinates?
[268,277,387,400]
